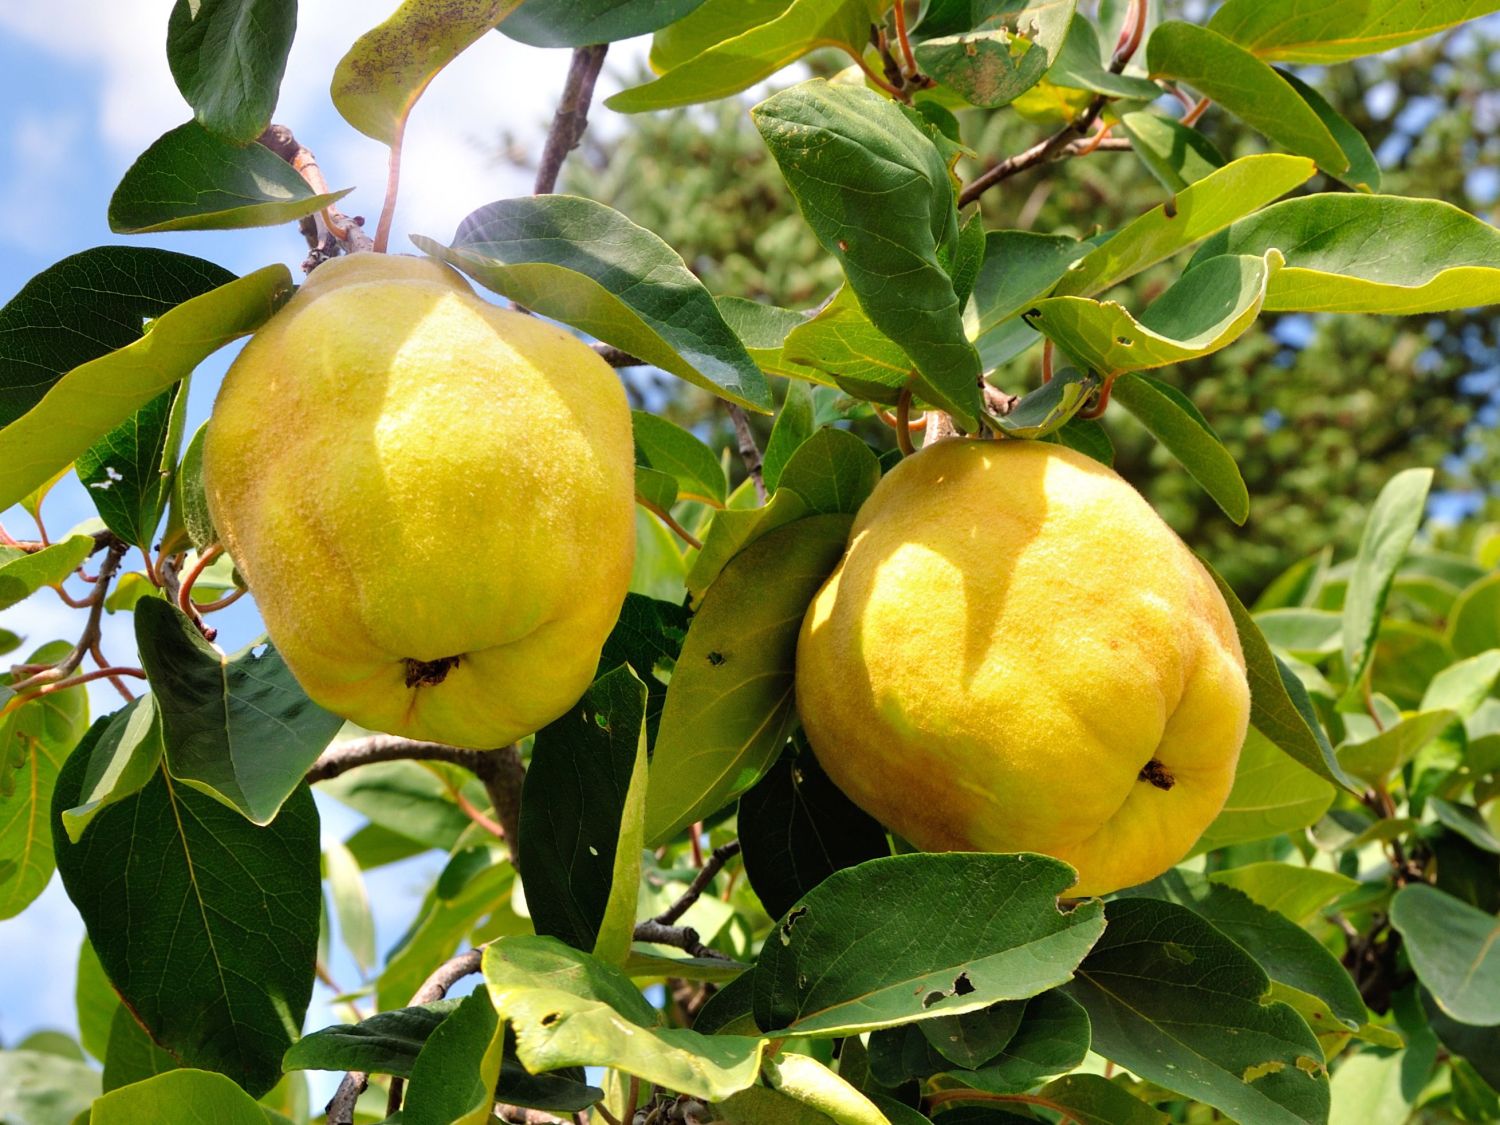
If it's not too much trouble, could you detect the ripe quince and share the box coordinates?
[203,253,635,749]
[795,439,1249,896]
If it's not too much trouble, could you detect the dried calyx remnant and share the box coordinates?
[404,655,461,687]
[1138,758,1176,791]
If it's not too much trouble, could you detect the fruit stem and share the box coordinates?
[373,118,406,253]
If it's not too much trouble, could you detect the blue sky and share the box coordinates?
[0,0,649,1084]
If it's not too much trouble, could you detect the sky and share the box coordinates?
[0,0,650,1089]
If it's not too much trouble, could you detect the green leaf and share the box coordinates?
[775,428,881,516]
[1066,897,1330,1125]
[92,1069,273,1125]
[1429,797,1500,854]
[606,0,878,112]
[636,464,679,511]
[686,487,811,600]
[59,694,163,842]
[0,536,92,612]
[502,0,707,46]
[331,0,522,145]
[52,759,319,1098]
[989,368,1097,438]
[519,665,648,960]
[77,938,122,1063]
[416,196,771,411]
[0,263,291,512]
[1050,416,1114,465]
[597,593,689,745]
[1044,12,1162,99]
[1193,728,1336,853]
[0,1050,100,1125]
[0,246,233,429]
[167,0,297,141]
[1339,710,1456,784]
[0,644,89,919]
[1119,110,1226,192]
[169,424,219,551]
[1127,870,1366,1029]
[134,599,342,824]
[1342,468,1434,693]
[646,514,852,845]
[782,286,914,403]
[755,853,1105,1037]
[913,0,1077,108]
[633,411,726,506]
[1036,1073,1166,1125]
[1206,560,1355,790]
[1108,374,1248,523]
[102,1004,180,1092]
[1145,22,1347,175]
[483,935,766,1101]
[1193,194,1500,314]
[1389,884,1500,1025]
[1206,863,1357,924]
[738,743,890,921]
[972,230,1092,339]
[763,382,817,492]
[919,1001,1027,1071]
[324,837,376,974]
[108,122,349,234]
[929,989,1091,1095]
[1277,70,1380,192]
[1208,0,1500,62]
[1050,154,1314,299]
[650,0,792,70]
[717,296,823,384]
[1256,608,1342,657]
[1448,572,1500,657]
[403,991,510,1125]
[1424,990,1500,1090]
[1032,251,1279,379]
[753,81,984,429]
[285,1000,460,1077]
[1421,650,1500,718]
[76,382,185,549]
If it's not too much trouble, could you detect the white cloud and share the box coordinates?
[0,111,85,254]
[0,3,650,252]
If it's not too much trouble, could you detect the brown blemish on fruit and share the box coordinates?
[1138,758,1175,790]
[404,655,460,687]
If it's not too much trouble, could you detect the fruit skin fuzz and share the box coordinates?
[203,253,636,749]
[795,439,1249,896]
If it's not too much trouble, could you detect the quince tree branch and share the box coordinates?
[535,44,609,195]
[258,124,375,270]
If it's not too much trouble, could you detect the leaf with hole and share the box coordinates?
[647,514,853,845]
[754,852,1104,1037]
[483,935,765,1101]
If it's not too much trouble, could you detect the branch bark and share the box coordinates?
[652,841,740,927]
[534,45,609,195]
[259,124,375,270]
[726,403,767,502]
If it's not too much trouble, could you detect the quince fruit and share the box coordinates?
[795,439,1248,896]
[203,253,635,749]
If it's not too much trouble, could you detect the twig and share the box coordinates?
[306,736,525,869]
[726,403,767,502]
[959,108,1125,206]
[259,125,374,269]
[535,45,609,195]
[8,538,127,694]
[637,496,704,552]
[632,920,731,960]
[326,948,487,1125]
[177,544,222,616]
[892,1,918,76]
[595,343,643,367]
[895,388,917,457]
[653,841,741,926]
